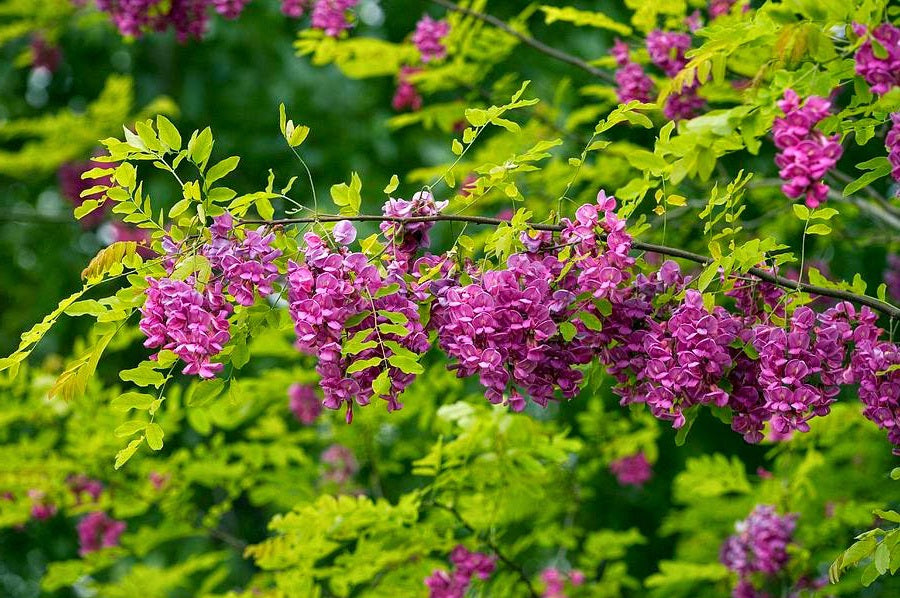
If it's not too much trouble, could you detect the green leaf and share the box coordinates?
[559,321,577,342]
[115,420,147,437]
[289,125,310,147]
[111,392,156,412]
[120,365,167,388]
[378,323,410,336]
[145,423,164,451]
[377,310,408,325]
[346,357,382,374]
[577,311,603,331]
[451,139,464,156]
[792,204,810,219]
[156,115,181,151]
[806,223,832,236]
[384,174,399,194]
[205,156,240,186]
[387,354,424,374]
[372,370,391,396]
[114,437,144,470]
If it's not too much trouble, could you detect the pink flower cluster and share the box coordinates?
[91,0,353,41]
[720,505,797,598]
[887,112,900,184]
[380,190,448,266]
[425,545,496,598]
[77,511,126,556]
[609,452,652,487]
[289,383,322,424]
[311,0,358,37]
[286,230,429,422]
[853,22,900,96]
[203,213,281,307]
[645,30,705,120]
[610,39,653,104]
[772,89,843,208]
[540,567,585,598]
[140,276,233,378]
[413,15,451,62]
[886,254,900,301]
[67,475,104,504]
[27,489,57,521]
[392,66,423,112]
[139,213,280,378]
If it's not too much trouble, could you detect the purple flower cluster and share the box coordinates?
[709,0,738,18]
[210,0,250,19]
[77,511,126,556]
[646,30,692,77]
[720,505,797,598]
[30,35,61,72]
[848,305,900,452]
[392,66,424,113]
[645,30,705,120]
[380,190,449,267]
[773,89,843,208]
[853,22,900,96]
[425,545,496,598]
[887,112,900,184]
[540,567,585,598]
[289,383,322,424]
[286,231,429,421]
[611,40,653,104]
[140,276,232,378]
[310,0,357,37]
[203,213,281,307]
[752,306,840,436]
[280,0,309,18]
[95,0,210,41]
[67,475,104,504]
[413,15,451,62]
[609,452,653,487]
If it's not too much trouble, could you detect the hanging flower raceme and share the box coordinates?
[853,22,900,96]
[77,511,126,556]
[95,0,211,41]
[645,30,705,120]
[380,190,448,267]
[413,15,451,62]
[720,505,797,598]
[772,89,843,208]
[320,443,358,485]
[27,489,57,521]
[610,39,653,104]
[286,230,429,422]
[392,66,424,112]
[280,0,309,17]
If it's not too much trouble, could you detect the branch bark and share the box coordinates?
[430,0,615,84]
[238,214,900,320]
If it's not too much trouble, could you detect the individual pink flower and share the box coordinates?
[332,220,357,245]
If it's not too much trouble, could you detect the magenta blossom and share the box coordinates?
[413,15,451,62]
[77,511,126,556]
[609,452,653,487]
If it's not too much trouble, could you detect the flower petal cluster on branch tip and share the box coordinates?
[413,15,451,63]
[320,444,358,485]
[280,0,309,18]
[720,505,797,598]
[425,545,496,598]
[611,39,653,104]
[773,90,843,208]
[853,22,900,97]
[77,511,126,556]
[392,66,424,112]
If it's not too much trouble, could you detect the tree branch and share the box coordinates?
[238,214,900,319]
[431,0,615,84]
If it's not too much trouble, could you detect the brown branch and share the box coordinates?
[431,0,615,84]
[239,214,900,319]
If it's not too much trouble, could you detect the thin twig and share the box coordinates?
[238,213,900,319]
[431,0,614,84]
[432,502,540,598]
